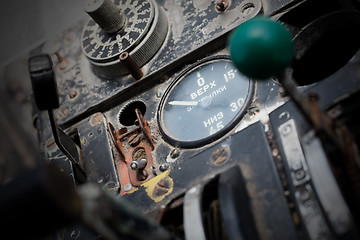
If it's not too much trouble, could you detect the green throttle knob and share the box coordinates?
[229,17,294,79]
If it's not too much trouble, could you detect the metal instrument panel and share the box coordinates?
[3,0,360,239]
[30,0,297,191]
[31,0,293,127]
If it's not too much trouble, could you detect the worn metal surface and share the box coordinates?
[277,119,332,239]
[218,166,260,240]
[183,185,207,240]
[303,131,353,236]
[30,0,297,128]
[108,109,156,191]
[3,0,360,239]
[278,119,310,186]
[269,53,360,238]
[78,113,120,192]
[123,122,298,240]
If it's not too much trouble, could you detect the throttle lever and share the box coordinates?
[29,54,86,183]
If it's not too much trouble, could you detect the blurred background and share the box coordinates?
[0,0,86,67]
[0,1,86,184]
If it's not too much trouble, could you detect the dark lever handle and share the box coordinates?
[29,54,86,183]
[29,54,60,110]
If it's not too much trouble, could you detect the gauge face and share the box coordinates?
[158,56,254,148]
[81,0,154,63]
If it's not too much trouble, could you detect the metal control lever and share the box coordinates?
[130,158,147,171]
[228,17,359,163]
[108,108,155,190]
[29,54,86,183]
[229,18,360,233]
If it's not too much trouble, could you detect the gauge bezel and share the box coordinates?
[157,55,255,148]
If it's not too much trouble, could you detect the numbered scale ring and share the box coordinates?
[81,0,168,78]
[157,56,254,148]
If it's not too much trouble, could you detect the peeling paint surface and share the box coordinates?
[142,170,174,202]
[33,0,295,126]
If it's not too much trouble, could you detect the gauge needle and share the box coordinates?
[168,101,198,106]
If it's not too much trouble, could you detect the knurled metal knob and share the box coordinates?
[130,158,147,171]
[81,0,168,78]
[84,0,125,34]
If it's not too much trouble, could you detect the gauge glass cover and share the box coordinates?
[158,57,253,148]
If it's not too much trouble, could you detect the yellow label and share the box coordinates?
[142,170,174,203]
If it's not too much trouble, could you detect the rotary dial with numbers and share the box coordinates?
[82,0,153,63]
[81,0,168,78]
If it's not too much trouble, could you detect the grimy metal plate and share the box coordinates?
[30,0,295,127]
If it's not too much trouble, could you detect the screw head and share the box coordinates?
[69,89,78,99]
[215,0,229,11]
[248,106,260,115]
[130,162,138,170]
[128,134,141,147]
[159,164,169,172]
[46,138,56,150]
[211,146,230,164]
[281,124,292,136]
[170,148,180,159]
[240,3,255,17]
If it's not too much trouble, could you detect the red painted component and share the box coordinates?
[108,110,156,194]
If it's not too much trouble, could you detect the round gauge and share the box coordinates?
[158,56,254,148]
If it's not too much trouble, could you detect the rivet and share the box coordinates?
[123,184,132,192]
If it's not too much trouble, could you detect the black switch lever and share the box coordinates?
[29,54,86,183]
